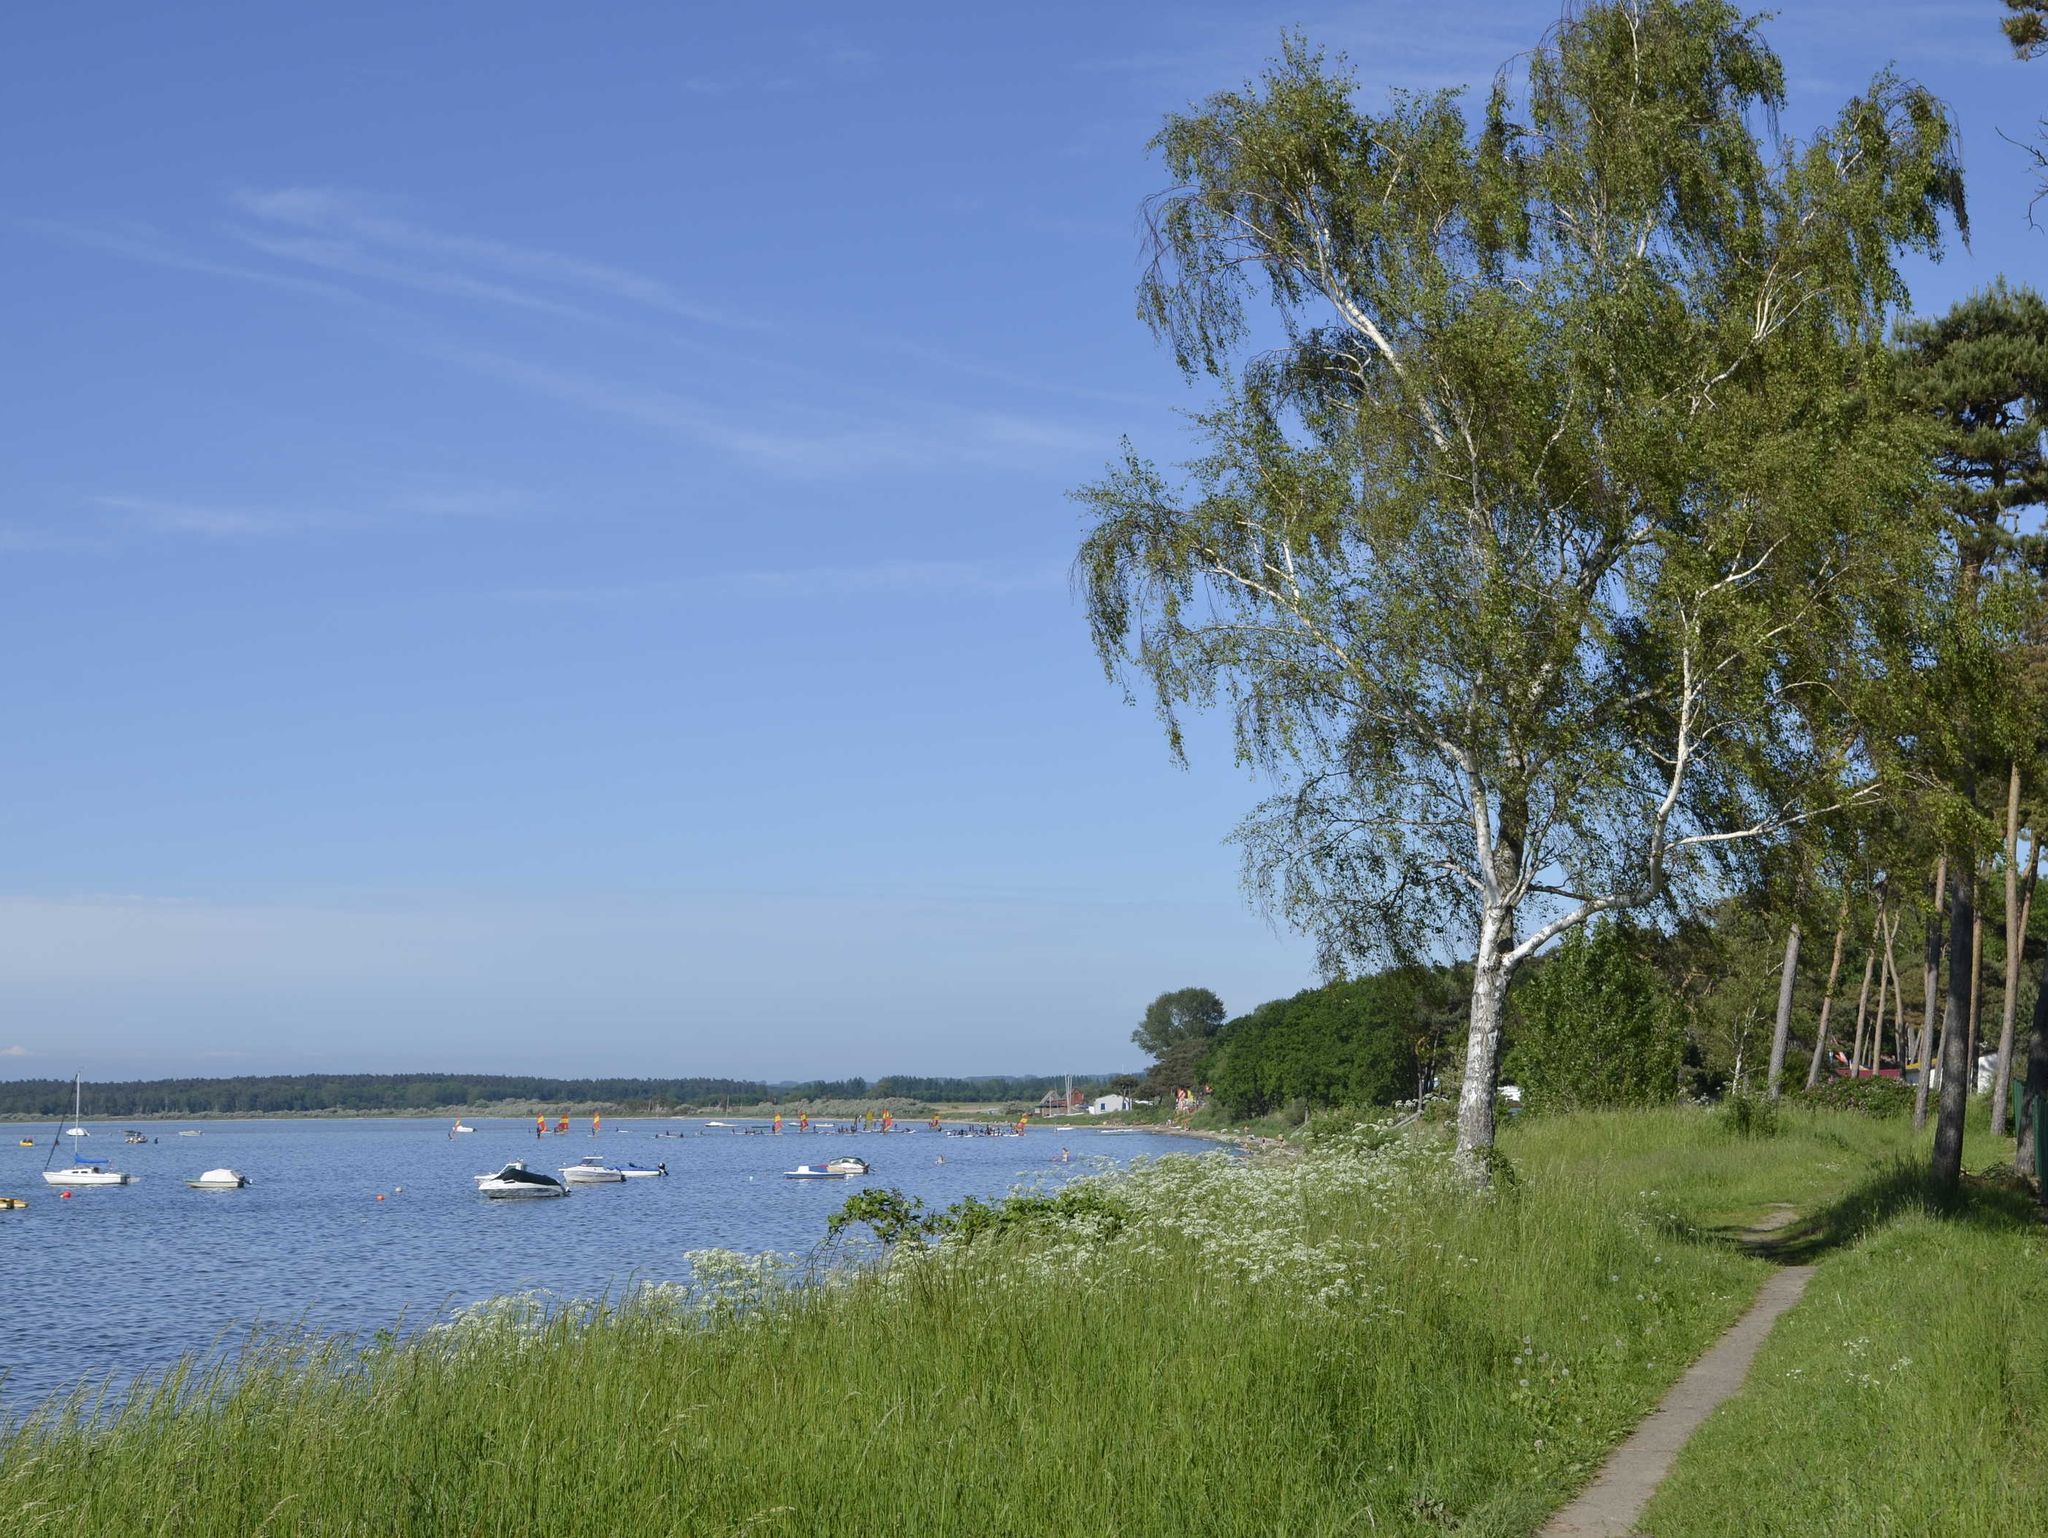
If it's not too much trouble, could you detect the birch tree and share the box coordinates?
[1075,0,1965,1179]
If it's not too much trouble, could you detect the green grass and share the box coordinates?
[0,1106,2029,1537]
[1639,1168,2047,1537]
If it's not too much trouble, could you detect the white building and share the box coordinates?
[1087,1094,1133,1115]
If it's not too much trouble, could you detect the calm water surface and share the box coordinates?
[0,1116,1208,1412]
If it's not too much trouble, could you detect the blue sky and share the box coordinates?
[2,2,2041,1081]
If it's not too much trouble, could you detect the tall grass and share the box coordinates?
[1640,1174,2047,1536]
[0,1108,2003,1536]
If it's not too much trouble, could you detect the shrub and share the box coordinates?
[1510,920,1686,1110]
[1718,1089,1780,1139]
[1799,1075,1915,1119]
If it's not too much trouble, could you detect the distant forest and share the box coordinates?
[0,1072,1109,1118]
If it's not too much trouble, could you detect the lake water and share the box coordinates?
[0,1116,1209,1412]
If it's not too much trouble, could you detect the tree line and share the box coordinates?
[1079,0,2048,1193]
[0,1072,1113,1119]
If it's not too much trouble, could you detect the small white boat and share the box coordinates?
[558,1156,626,1184]
[451,1121,475,1134]
[475,1161,569,1199]
[186,1168,250,1190]
[783,1163,853,1180]
[43,1158,134,1187]
[616,1161,668,1178]
[176,1129,203,1137]
[44,1076,132,1185]
[825,1156,870,1176]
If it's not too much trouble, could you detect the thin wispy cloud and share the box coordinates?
[91,483,529,544]
[0,1044,29,1057]
[429,345,1100,476]
[229,187,758,331]
[22,217,371,309]
[95,494,342,540]
[496,559,1062,605]
[226,225,612,327]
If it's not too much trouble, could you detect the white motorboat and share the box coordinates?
[824,1156,870,1176]
[43,1075,133,1186]
[186,1168,250,1190]
[559,1156,626,1184]
[451,1120,475,1134]
[783,1163,853,1180]
[475,1161,568,1199]
[176,1129,203,1136]
[616,1161,668,1178]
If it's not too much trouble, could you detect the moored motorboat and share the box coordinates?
[783,1163,852,1179]
[475,1161,569,1199]
[616,1161,668,1178]
[186,1168,250,1190]
[125,1130,149,1144]
[824,1156,870,1176]
[451,1120,475,1134]
[559,1156,625,1184]
[0,1196,25,1210]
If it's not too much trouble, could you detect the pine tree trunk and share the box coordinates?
[1966,899,1984,1089]
[1805,916,1849,1091]
[1933,858,1976,1191]
[2020,945,2048,1198]
[1915,859,1947,1130]
[1994,825,2038,1136]
[1767,924,1800,1100]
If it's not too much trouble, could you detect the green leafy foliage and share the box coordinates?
[1130,986,1226,1058]
[1075,1,1968,1172]
[1510,922,1687,1111]
[1716,1088,1781,1139]
[1798,1075,1917,1119]
[1204,970,1457,1116]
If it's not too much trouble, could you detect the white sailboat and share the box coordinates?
[43,1074,134,1186]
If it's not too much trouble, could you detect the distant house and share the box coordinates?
[1035,1088,1090,1117]
[1087,1094,1133,1116]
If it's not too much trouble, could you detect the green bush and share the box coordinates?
[1717,1089,1780,1140]
[1510,920,1686,1110]
[1204,972,1449,1116]
[1798,1075,1915,1119]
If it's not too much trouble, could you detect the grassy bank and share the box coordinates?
[0,1108,2016,1536]
[1638,1163,2047,1537]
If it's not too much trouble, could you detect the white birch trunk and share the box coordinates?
[1455,907,1511,1185]
[1804,919,1848,1091]
[1767,924,1800,1100]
